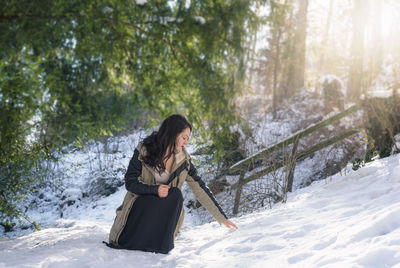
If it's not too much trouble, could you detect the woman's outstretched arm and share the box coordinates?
[186,159,238,229]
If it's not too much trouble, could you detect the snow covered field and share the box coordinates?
[1,153,400,267]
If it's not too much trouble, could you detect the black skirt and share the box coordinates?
[118,187,183,254]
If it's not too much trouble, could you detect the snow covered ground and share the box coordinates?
[1,152,400,267]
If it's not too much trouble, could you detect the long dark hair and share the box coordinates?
[142,114,192,173]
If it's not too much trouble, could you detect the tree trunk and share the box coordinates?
[278,0,295,102]
[285,0,309,98]
[318,0,334,74]
[347,0,367,101]
[247,30,257,91]
[369,0,383,79]
[272,23,282,119]
[266,0,290,118]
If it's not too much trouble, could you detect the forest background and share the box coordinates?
[1,0,400,232]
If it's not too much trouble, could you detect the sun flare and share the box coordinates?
[380,4,398,39]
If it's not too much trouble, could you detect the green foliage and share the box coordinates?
[0,144,45,231]
[363,96,400,159]
[0,0,265,229]
[351,157,365,171]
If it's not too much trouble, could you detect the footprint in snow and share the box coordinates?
[312,235,337,250]
[287,253,313,264]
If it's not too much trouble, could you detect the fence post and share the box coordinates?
[233,168,246,215]
[285,137,299,195]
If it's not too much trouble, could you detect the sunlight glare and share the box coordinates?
[380,3,397,39]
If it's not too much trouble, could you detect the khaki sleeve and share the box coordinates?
[186,160,228,224]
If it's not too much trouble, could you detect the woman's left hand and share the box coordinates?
[222,219,238,229]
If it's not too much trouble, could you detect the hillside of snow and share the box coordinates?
[1,153,400,267]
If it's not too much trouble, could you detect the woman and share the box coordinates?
[106,114,237,254]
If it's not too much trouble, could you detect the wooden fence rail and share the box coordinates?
[228,105,360,174]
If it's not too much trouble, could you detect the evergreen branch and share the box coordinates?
[0,15,153,25]
[1,13,192,67]
[115,19,195,68]
[0,15,68,22]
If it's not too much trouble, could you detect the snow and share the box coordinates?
[194,16,206,24]
[367,90,395,99]
[366,59,400,99]
[394,134,400,154]
[1,153,400,267]
[135,0,148,5]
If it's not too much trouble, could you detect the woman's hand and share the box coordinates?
[158,184,170,198]
[222,219,238,229]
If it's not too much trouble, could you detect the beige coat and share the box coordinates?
[108,143,228,246]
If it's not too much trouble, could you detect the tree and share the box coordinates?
[318,0,335,74]
[368,0,383,81]
[269,0,290,118]
[0,0,264,229]
[281,0,309,99]
[347,0,367,101]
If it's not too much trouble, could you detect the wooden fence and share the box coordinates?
[227,105,361,214]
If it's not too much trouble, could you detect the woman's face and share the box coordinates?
[175,127,191,152]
